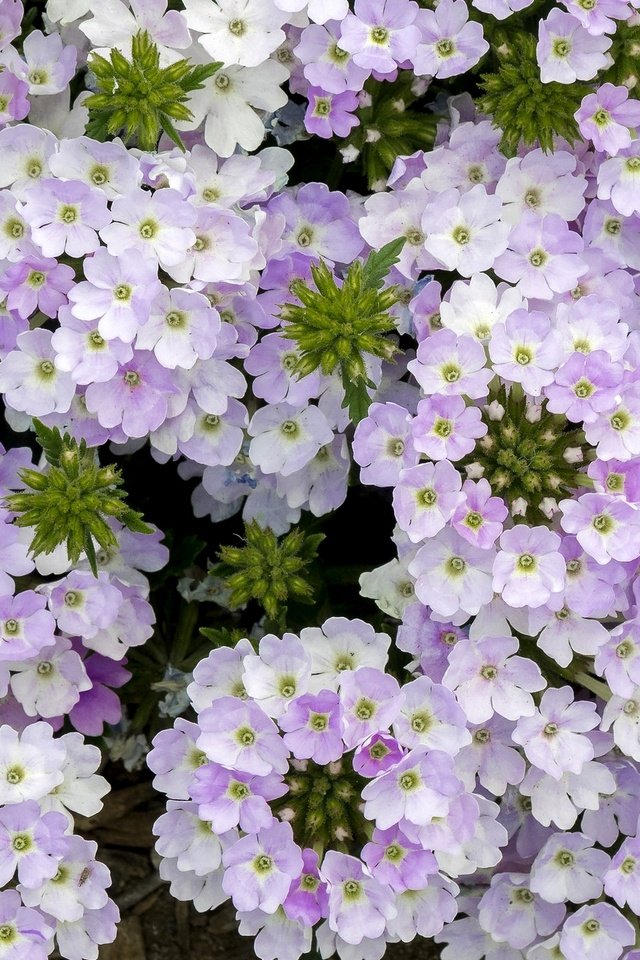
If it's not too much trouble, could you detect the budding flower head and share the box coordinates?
[217,521,324,625]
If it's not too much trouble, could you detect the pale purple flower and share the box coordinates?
[408,526,494,619]
[443,635,545,723]
[222,821,303,914]
[338,0,422,74]
[269,182,364,264]
[197,696,290,775]
[248,402,333,477]
[478,873,565,950]
[455,716,526,795]
[414,0,489,78]
[452,478,508,549]
[278,690,343,764]
[189,764,284,834]
[154,802,228,878]
[412,394,487,461]
[492,526,566,608]
[559,903,634,960]
[595,621,640,698]
[562,0,630,35]
[597,141,640,217]
[0,0,22,50]
[408,329,492,399]
[304,88,360,139]
[421,185,509,276]
[294,20,369,93]
[135,287,220,369]
[393,460,463,542]
[99,187,196,269]
[361,747,461,828]
[245,333,321,406]
[22,179,111,259]
[339,667,402,748]
[20,834,111,921]
[488,310,560,395]
[18,29,77,96]
[0,328,75,416]
[170,205,259,285]
[68,248,161,344]
[52,307,133,385]
[0,889,53,960]
[10,636,92,718]
[393,675,470,755]
[242,632,312,718]
[359,180,436,281]
[496,148,587,224]
[512,686,598,778]
[585,384,640,461]
[0,722,65,804]
[352,401,418,486]
[604,836,640,913]
[0,800,67,888]
[84,351,178,438]
[576,84,640,155]
[494,213,586,299]
[589,458,640,502]
[530,832,609,905]
[601,688,640,761]
[48,571,121,640]
[353,732,404,777]
[362,826,437,893]
[0,591,55,661]
[439,272,525,343]
[537,9,612,83]
[0,71,29,126]
[559,492,640,564]
[537,603,610,668]
[177,399,247,468]
[0,254,74,319]
[321,850,397,945]
[48,136,140,200]
[545,350,623,423]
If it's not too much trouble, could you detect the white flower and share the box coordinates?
[39,732,110,820]
[181,60,289,158]
[359,558,416,620]
[184,0,287,67]
[80,0,191,64]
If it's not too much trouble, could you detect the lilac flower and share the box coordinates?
[562,0,630,35]
[589,458,640,502]
[412,395,487,461]
[222,821,303,914]
[99,187,196,269]
[414,0,489,79]
[353,732,404,777]
[520,759,616,830]
[294,20,369,93]
[242,632,312,718]
[0,889,53,960]
[393,675,470,755]
[595,622,640,698]
[304,88,360,139]
[362,826,437,893]
[154,802,228,879]
[439,272,525,343]
[530,832,609,905]
[52,307,133,385]
[559,492,640,564]
[248,403,333,477]
[0,591,55,661]
[0,329,75,417]
[48,136,140,200]
[392,460,463,542]
[278,690,343,764]
[452,478,508,549]
[339,667,402,749]
[68,248,161,344]
[545,351,623,423]
[455,716,526,795]
[23,179,111,258]
[0,255,75,319]
[10,636,92,718]
[171,206,259,285]
[576,84,640,155]
[597,141,640,218]
[269,182,364,264]
[585,384,640,461]
[408,329,492,400]
[178,399,248,469]
[494,213,586,299]
[421,185,509,276]
[559,903,634,960]
[0,0,22,50]
[197,696,290,775]
[478,873,565,950]
[443,635,545,723]
[0,71,29,126]
[490,311,563,397]
[84,351,178,438]
[17,29,77,96]
[512,686,598,778]
[48,571,121,639]
[183,0,286,67]
[189,765,284,834]
[536,9,612,83]
[245,334,322,406]
[283,847,328,927]
[0,800,67,888]
[0,125,56,199]
[496,148,587,224]
[408,527,494,619]
[352,401,418,487]
[321,850,397,944]
[604,836,640,912]
[492,526,566,608]
[361,747,462,828]
[601,688,640,761]
[338,0,422,74]
[20,834,111,921]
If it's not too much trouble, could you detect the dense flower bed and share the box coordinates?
[0,0,640,958]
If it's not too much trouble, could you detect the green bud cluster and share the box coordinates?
[479,33,590,154]
[602,21,640,90]
[85,30,222,152]
[281,238,406,424]
[342,76,438,189]
[217,521,324,623]
[463,385,593,523]
[273,759,370,855]
[5,419,153,575]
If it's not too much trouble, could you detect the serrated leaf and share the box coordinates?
[361,237,406,291]
[341,375,372,425]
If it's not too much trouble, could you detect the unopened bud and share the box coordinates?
[366,128,381,143]
[563,447,584,464]
[539,497,559,519]
[392,99,406,113]
[278,806,295,822]
[465,462,485,479]
[486,400,505,421]
[511,497,528,517]
[525,401,543,423]
[340,145,360,163]
[358,91,373,108]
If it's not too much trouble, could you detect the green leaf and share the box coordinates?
[341,375,373,425]
[361,237,407,291]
